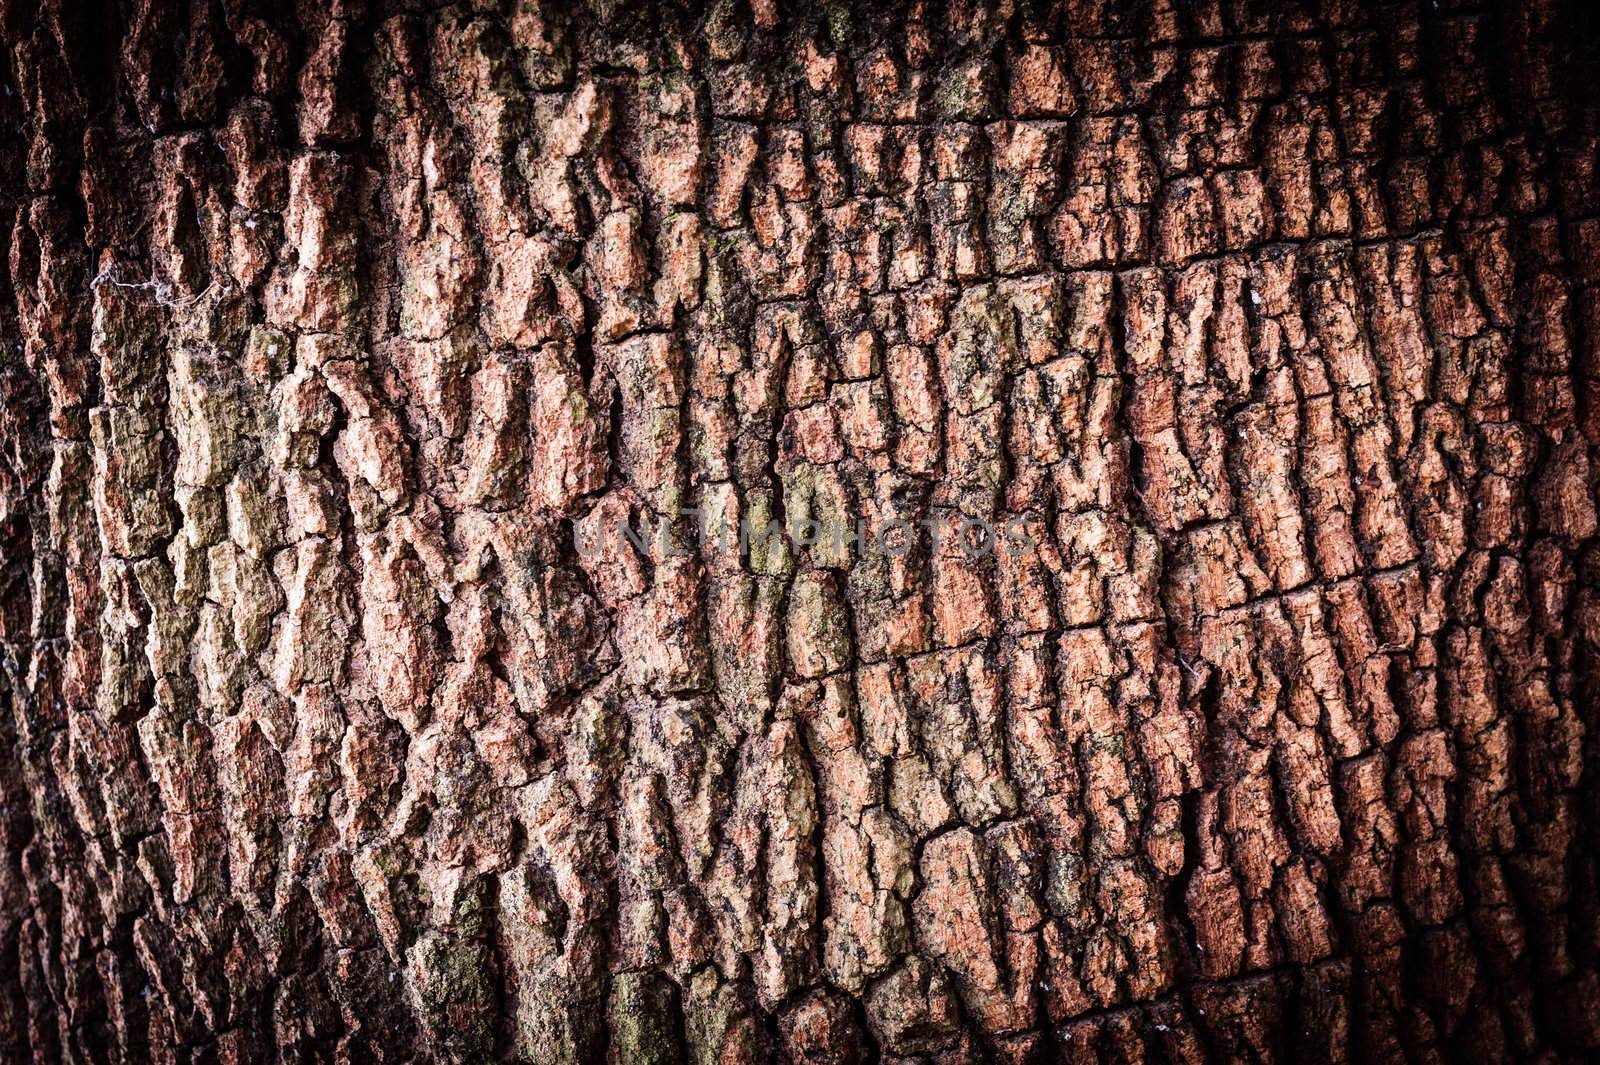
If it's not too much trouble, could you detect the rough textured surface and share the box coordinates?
[2,0,1599,1061]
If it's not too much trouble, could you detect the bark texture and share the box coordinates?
[2,0,1600,1062]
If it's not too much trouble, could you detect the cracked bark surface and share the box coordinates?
[2,0,1599,1061]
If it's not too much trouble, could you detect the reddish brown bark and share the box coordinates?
[2,0,1599,1062]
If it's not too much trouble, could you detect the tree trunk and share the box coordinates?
[2,0,1599,1062]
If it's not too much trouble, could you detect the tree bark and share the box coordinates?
[2,0,1599,1062]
